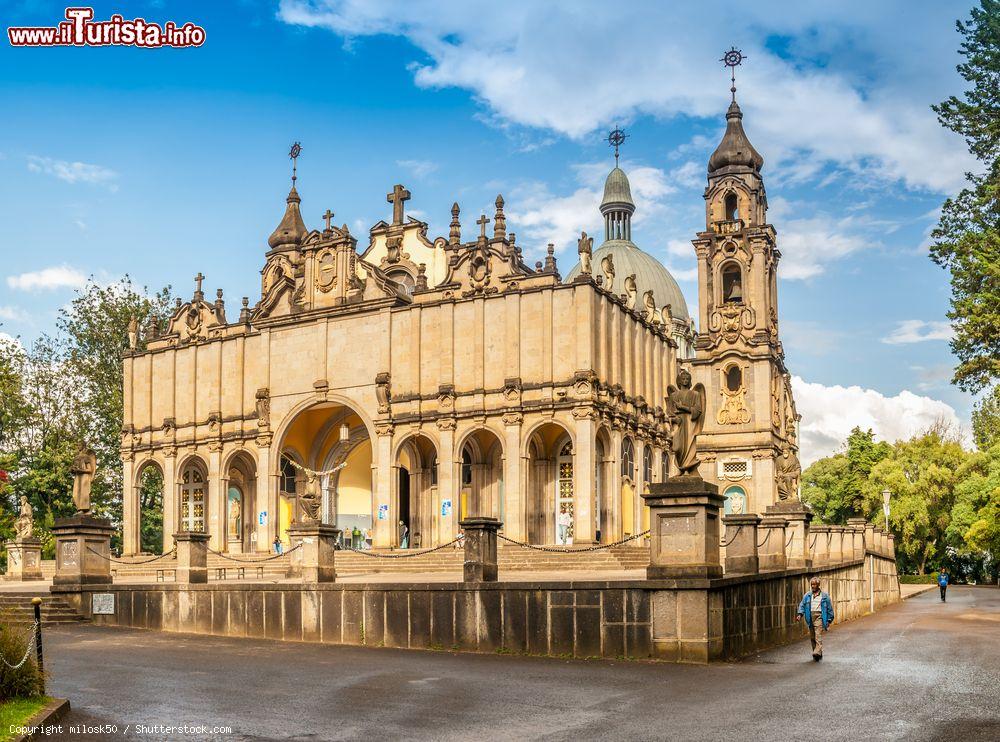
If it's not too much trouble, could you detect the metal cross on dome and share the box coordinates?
[720,47,746,102]
[288,141,302,185]
[606,126,628,165]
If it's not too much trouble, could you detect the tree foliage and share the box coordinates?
[801,428,891,524]
[971,384,1000,450]
[930,1,1000,393]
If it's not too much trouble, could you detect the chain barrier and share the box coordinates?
[756,528,772,548]
[786,531,795,549]
[207,543,302,563]
[719,525,742,548]
[497,530,649,553]
[86,546,176,564]
[341,538,462,558]
[809,534,818,549]
[0,621,37,670]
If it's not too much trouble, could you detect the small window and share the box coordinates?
[429,454,438,486]
[661,450,670,481]
[621,438,635,479]
[461,447,473,486]
[280,455,297,494]
[722,263,743,304]
[642,447,653,485]
[725,365,743,392]
[387,269,415,295]
[725,192,739,221]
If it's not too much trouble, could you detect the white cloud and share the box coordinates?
[278,0,975,194]
[882,320,953,345]
[26,156,118,190]
[396,159,439,179]
[6,265,88,292]
[792,375,964,465]
[0,306,29,322]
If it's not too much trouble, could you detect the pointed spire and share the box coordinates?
[493,195,506,240]
[268,143,309,249]
[707,99,764,174]
[449,202,462,245]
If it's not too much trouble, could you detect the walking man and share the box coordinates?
[938,568,949,602]
[795,577,835,661]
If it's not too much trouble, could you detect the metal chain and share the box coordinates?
[207,543,302,563]
[497,530,649,553]
[87,546,176,564]
[786,531,795,549]
[0,621,37,670]
[809,534,818,549]
[341,538,462,558]
[719,526,742,548]
[756,528,773,548]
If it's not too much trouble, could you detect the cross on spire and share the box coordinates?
[476,213,490,239]
[386,184,411,226]
[322,209,335,231]
[194,272,204,296]
[720,47,745,102]
[288,142,302,186]
[606,126,628,165]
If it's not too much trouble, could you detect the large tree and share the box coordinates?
[972,384,1000,450]
[930,1,1000,393]
[801,427,891,524]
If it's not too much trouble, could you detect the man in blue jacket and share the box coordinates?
[795,577,835,661]
[938,568,949,602]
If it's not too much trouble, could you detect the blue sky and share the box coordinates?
[0,0,980,462]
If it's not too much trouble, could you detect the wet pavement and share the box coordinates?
[40,586,1000,741]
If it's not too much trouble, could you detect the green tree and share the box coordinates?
[801,427,891,523]
[930,1,1000,393]
[971,385,1000,450]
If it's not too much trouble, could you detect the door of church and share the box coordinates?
[556,442,574,545]
[180,467,206,532]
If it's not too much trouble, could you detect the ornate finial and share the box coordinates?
[387,184,411,226]
[606,126,628,165]
[544,243,557,273]
[215,288,224,307]
[288,142,302,186]
[416,263,428,291]
[476,213,490,241]
[194,272,204,298]
[450,202,461,245]
[720,47,745,103]
[493,194,506,240]
[322,209,335,232]
[240,297,250,324]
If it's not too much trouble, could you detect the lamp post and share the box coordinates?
[881,488,891,529]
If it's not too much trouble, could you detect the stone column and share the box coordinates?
[207,447,223,550]
[642,476,724,579]
[460,517,501,582]
[503,417,525,542]
[437,422,458,542]
[52,515,114,587]
[847,517,867,561]
[757,516,787,572]
[122,455,138,555]
[162,451,178,553]
[4,538,43,581]
[811,525,831,565]
[764,501,812,569]
[286,523,339,583]
[722,514,760,575]
[174,531,210,584]
[373,426,394,548]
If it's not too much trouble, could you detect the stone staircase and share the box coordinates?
[0,592,87,625]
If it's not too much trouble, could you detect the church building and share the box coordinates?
[119,91,800,555]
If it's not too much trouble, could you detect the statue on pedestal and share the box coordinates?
[14,496,34,540]
[71,443,97,513]
[288,460,347,523]
[776,446,801,501]
[666,369,706,476]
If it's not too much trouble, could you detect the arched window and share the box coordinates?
[279,455,297,494]
[461,446,473,486]
[721,262,743,304]
[621,437,635,479]
[661,450,670,481]
[723,485,746,515]
[180,462,206,532]
[642,446,653,486]
[428,453,438,486]
[386,269,415,296]
[725,364,743,392]
[725,192,739,221]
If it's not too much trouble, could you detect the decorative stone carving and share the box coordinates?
[375,372,391,414]
[643,291,658,323]
[127,316,139,350]
[315,248,338,292]
[289,460,347,523]
[710,302,754,344]
[502,377,522,405]
[502,412,523,426]
[776,446,801,501]
[666,369,706,475]
[207,411,222,434]
[577,231,593,274]
[601,253,615,292]
[14,496,33,540]
[437,384,456,412]
[162,417,176,435]
[374,421,395,437]
[70,442,97,513]
[572,406,598,421]
[718,369,751,425]
[436,417,457,431]
[253,388,270,429]
[624,274,637,310]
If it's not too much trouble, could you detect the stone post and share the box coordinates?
[847,518,867,560]
[827,526,844,563]
[51,515,115,587]
[4,538,43,581]
[460,517,502,582]
[810,525,831,565]
[642,476,724,579]
[174,531,210,584]
[757,516,787,572]
[887,533,896,559]
[764,501,812,569]
[722,514,760,575]
[864,522,876,554]
[286,523,340,583]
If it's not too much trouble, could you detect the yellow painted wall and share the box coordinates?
[338,439,372,516]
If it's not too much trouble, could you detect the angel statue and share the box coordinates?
[71,442,97,513]
[776,446,802,501]
[288,459,348,523]
[14,496,34,540]
[666,369,706,476]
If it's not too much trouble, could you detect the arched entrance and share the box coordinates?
[135,461,164,555]
[525,422,574,544]
[225,451,257,553]
[277,401,373,546]
[458,429,503,522]
[620,437,636,538]
[395,434,438,547]
[179,457,208,533]
[595,426,613,543]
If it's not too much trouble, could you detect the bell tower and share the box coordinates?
[688,49,800,514]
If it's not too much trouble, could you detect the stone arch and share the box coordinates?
[223,450,257,553]
[719,259,744,305]
[393,433,439,548]
[456,428,504,521]
[524,421,574,544]
[620,436,637,538]
[177,455,209,534]
[134,458,164,555]
[595,425,613,543]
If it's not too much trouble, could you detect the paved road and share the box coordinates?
[41,587,1000,742]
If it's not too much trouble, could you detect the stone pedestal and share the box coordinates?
[764,501,813,569]
[811,525,831,565]
[4,538,43,581]
[286,523,340,583]
[864,523,876,554]
[722,514,760,575]
[828,527,845,563]
[846,518,867,560]
[174,531,210,584]
[642,476,724,579]
[757,516,787,572]
[887,533,896,559]
[51,514,114,587]
[460,517,502,583]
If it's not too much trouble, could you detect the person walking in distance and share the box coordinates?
[938,568,950,602]
[795,577,835,661]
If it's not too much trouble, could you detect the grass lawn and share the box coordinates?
[0,696,52,742]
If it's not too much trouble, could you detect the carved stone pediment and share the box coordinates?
[164,294,228,344]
